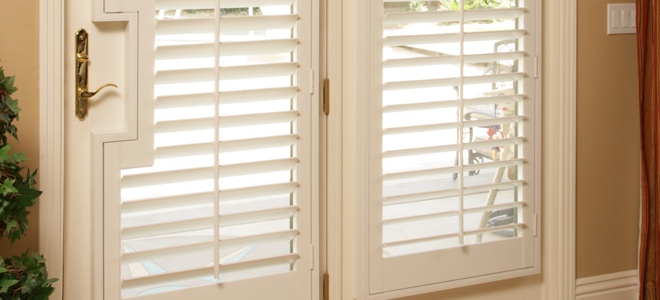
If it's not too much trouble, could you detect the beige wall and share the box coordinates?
[0,1,40,257]
[577,0,640,278]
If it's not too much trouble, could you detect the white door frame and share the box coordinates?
[40,1,577,299]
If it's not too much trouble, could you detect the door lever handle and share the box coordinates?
[75,28,118,121]
[78,83,118,100]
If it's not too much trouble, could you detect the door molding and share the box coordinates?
[39,0,64,299]
[558,0,577,298]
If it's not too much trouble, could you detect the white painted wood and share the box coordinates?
[576,270,638,300]
[58,0,319,299]
[38,1,64,299]
[558,0,578,299]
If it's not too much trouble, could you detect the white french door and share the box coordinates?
[63,1,319,299]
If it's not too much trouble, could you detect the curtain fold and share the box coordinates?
[638,0,660,299]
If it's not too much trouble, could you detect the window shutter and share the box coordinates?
[369,0,540,296]
[115,1,315,298]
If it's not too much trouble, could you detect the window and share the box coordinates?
[103,1,318,299]
[365,0,541,296]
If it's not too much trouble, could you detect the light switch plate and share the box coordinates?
[608,3,636,35]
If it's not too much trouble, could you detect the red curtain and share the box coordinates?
[638,0,660,298]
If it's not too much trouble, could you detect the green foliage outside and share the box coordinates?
[0,67,56,299]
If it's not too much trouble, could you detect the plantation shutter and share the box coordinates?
[368,0,540,295]
[114,1,315,299]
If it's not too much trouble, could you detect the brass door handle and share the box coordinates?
[75,28,118,121]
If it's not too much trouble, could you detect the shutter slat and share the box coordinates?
[383,100,459,113]
[464,94,525,107]
[156,68,214,85]
[464,115,525,129]
[155,63,298,85]
[219,111,299,128]
[122,167,213,189]
[463,180,525,194]
[219,62,299,80]
[156,43,214,60]
[465,136,525,150]
[155,117,215,134]
[219,206,299,227]
[383,190,458,206]
[218,0,295,9]
[462,158,525,173]
[122,217,212,240]
[382,160,525,184]
[156,93,213,109]
[121,253,298,290]
[463,73,525,86]
[156,18,214,36]
[155,134,298,159]
[383,52,525,69]
[384,30,525,47]
[219,133,298,152]
[384,33,459,47]
[383,122,459,136]
[384,202,526,226]
[220,229,298,250]
[155,87,298,109]
[122,157,297,189]
[122,230,298,265]
[383,223,525,248]
[219,157,298,178]
[122,241,213,265]
[382,180,524,207]
[464,223,525,236]
[220,15,299,32]
[219,182,298,202]
[383,77,461,91]
[122,206,298,240]
[464,201,526,216]
[384,8,525,25]
[219,87,298,104]
[122,192,213,214]
[383,166,460,181]
[155,0,295,10]
[155,111,298,133]
[383,144,459,159]
[122,182,298,214]
[219,253,299,275]
[220,39,299,57]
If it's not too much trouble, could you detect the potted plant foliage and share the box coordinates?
[0,67,56,299]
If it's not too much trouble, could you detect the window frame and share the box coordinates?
[331,0,544,299]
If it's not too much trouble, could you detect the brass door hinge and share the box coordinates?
[323,79,330,115]
[323,272,329,300]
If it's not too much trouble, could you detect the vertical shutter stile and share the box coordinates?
[212,0,221,281]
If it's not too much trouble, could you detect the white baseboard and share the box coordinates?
[576,270,638,300]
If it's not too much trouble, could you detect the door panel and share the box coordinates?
[64,1,318,299]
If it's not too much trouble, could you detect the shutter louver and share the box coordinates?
[370,0,539,295]
[118,1,311,298]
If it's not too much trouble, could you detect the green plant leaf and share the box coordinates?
[5,97,20,114]
[0,278,19,294]
[0,75,17,96]
[1,179,17,196]
[0,145,10,162]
